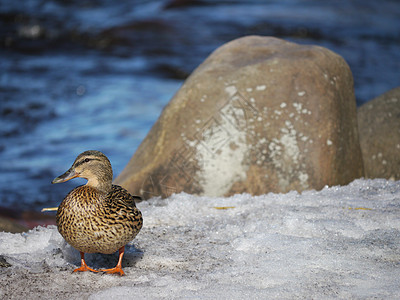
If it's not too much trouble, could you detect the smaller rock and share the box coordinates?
[358,87,400,180]
[0,255,12,268]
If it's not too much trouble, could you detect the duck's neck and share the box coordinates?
[86,177,112,194]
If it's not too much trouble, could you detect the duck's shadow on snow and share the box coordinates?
[60,241,143,270]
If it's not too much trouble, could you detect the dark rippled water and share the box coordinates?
[1,0,399,212]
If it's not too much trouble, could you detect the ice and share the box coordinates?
[1,179,400,299]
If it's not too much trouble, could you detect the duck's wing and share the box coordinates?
[109,184,142,208]
[108,185,143,236]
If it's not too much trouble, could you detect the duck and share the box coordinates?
[52,150,143,276]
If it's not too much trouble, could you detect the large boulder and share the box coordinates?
[115,36,364,198]
[358,87,400,180]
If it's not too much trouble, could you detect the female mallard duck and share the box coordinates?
[52,150,143,276]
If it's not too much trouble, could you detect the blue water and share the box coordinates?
[1,0,399,211]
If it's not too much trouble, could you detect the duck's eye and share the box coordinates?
[84,158,91,163]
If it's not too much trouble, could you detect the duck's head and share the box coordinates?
[52,150,113,193]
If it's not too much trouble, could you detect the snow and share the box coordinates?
[1,179,400,299]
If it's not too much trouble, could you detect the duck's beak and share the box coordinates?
[52,168,79,184]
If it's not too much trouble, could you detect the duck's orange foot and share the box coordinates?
[99,267,125,276]
[73,265,99,273]
[73,251,99,273]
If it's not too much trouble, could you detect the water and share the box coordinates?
[1,0,399,211]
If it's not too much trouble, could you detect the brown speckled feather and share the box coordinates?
[56,184,143,254]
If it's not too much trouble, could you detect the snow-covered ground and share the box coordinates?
[1,179,400,299]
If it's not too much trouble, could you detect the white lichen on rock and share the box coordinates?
[186,89,253,196]
[267,119,309,190]
[256,85,266,91]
